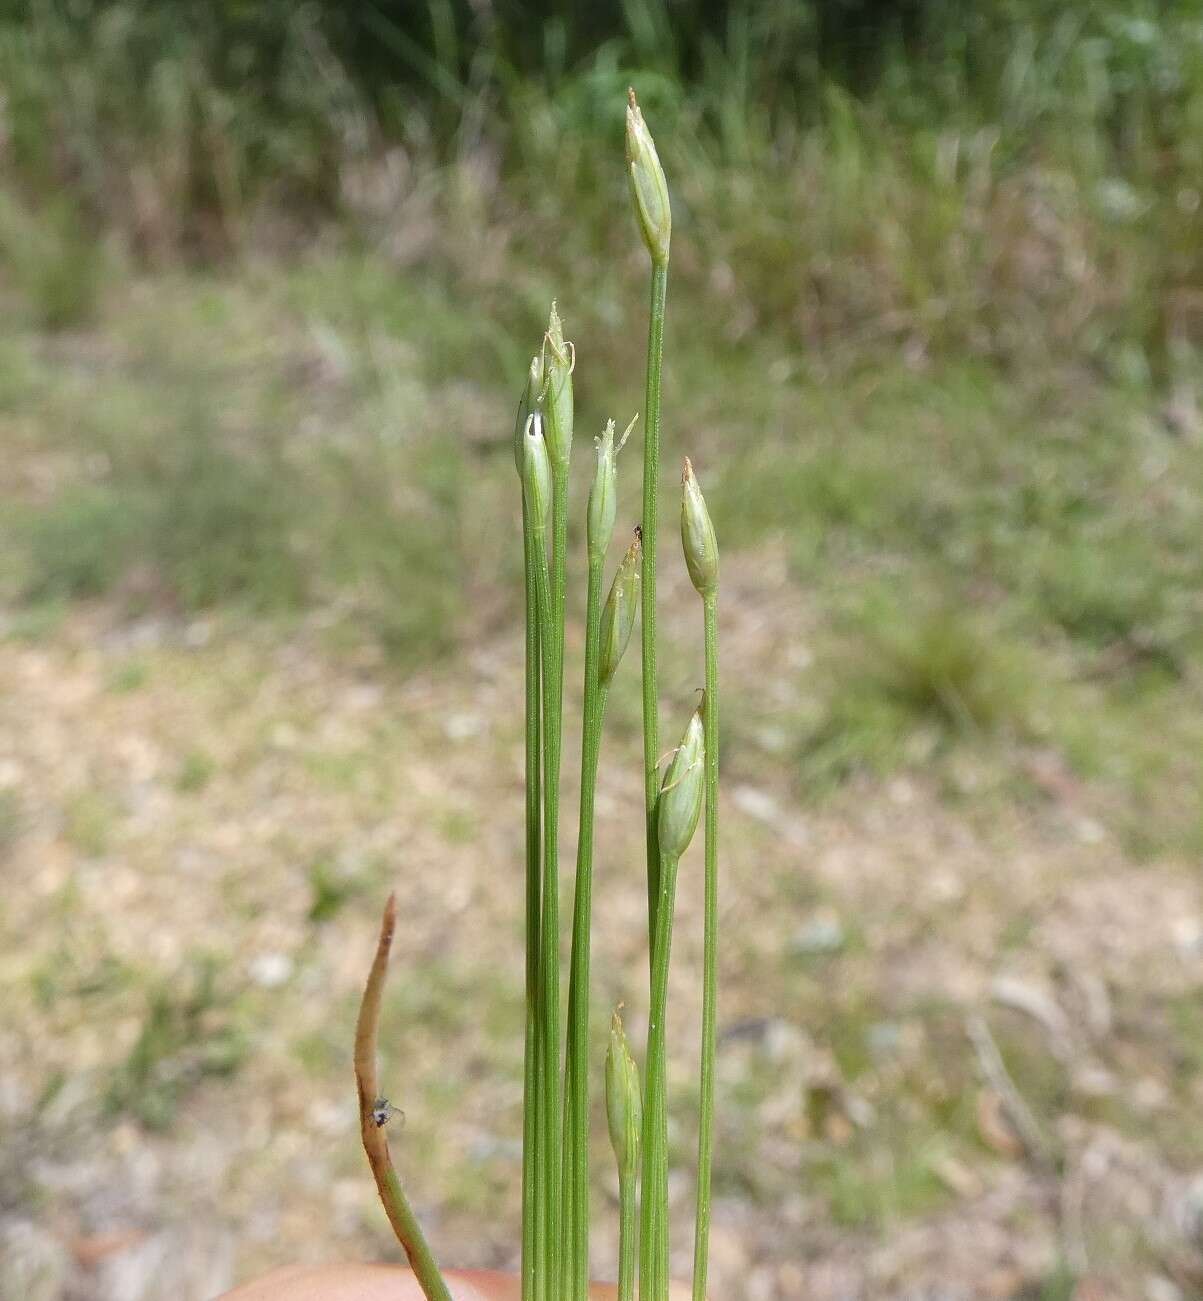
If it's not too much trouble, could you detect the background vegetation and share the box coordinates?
[1,3,1201,1299]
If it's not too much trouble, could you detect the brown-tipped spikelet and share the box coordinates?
[681,457,719,599]
[657,702,704,860]
[625,89,671,265]
[599,533,641,688]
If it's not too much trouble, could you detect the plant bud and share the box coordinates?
[605,1008,642,1183]
[522,413,551,532]
[544,302,574,472]
[588,420,618,562]
[598,533,641,688]
[625,89,671,265]
[680,457,719,598]
[513,352,544,478]
[657,702,704,860]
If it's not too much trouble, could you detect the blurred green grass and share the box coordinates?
[0,11,1202,1257]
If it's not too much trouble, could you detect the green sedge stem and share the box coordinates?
[561,1047,575,1301]
[691,596,719,1301]
[639,849,680,1301]
[380,1170,452,1301]
[534,1028,547,1301]
[617,1166,638,1301]
[641,261,668,956]
[520,504,542,1301]
[531,511,563,1297]
[563,554,607,1301]
[637,255,669,1301]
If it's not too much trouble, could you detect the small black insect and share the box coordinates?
[372,1097,403,1128]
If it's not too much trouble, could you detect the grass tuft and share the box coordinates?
[0,194,104,329]
[104,958,248,1130]
[801,591,1030,788]
[853,598,1028,736]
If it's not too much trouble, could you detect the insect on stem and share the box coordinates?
[355,895,453,1301]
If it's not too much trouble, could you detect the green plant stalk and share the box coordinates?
[563,553,608,1301]
[531,516,563,1296]
[378,1169,452,1301]
[691,595,719,1301]
[520,502,543,1301]
[533,1027,547,1301]
[617,1164,638,1301]
[639,849,681,1301]
[641,261,668,955]
[636,255,669,1301]
[561,1039,576,1301]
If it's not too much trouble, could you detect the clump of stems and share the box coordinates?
[563,419,626,1301]
[354,89,721,1301]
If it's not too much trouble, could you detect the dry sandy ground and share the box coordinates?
[2,553,1202,1300]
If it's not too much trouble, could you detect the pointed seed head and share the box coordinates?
[681,457,719,598]
[606,1008,642,1182]
[588,420,618,562]
[544,301,574,471]
[522,413,550,531]
[625,89,671,265]
[513,353,544,477]
[598,533,641,688]
[657,701,705,860]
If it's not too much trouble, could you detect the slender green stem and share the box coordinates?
[563,554,607,1301]
[617,1169,638,1301]
[637,254,669,1301]
[534,1026,547,1301]
[561,1037,575,1301]
[531,517,563,1296]
[691,596,719,1301]
[639,849,680,1301]
[641,260,668,955]
[378,1170,452,1301]
[520,504,543,1301]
